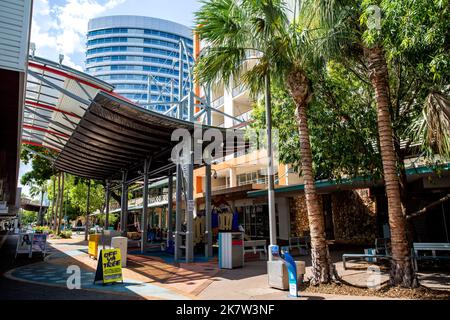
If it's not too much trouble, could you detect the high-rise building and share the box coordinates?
[86,15,193,113]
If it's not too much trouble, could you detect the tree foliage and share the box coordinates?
[20,146,55,188]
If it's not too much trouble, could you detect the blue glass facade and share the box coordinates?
[86,16,193,113]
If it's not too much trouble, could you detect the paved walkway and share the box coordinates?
[5,238,194,300]
[4,234,449,300]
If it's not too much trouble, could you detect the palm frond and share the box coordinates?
[408,90,450,159]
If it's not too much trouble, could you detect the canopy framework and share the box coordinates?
[20,55,245,263]
[22,56,115,152]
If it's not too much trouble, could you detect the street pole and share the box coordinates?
[85,179,91,241]
[265,73,277,260]
[167,171,173,249]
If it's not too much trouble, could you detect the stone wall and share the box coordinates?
[289,194,322,237]
[290,189,377,244]
[331,189,377,244]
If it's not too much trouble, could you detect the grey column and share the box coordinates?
[265,74,277,260]
[141,159,150,253]
[205,91,213,258]
[175,164,183,261]
[104,181,110,230]
[167,171,173,248]
[120,170,128,235]
[177,41,183,119]
[85,179,91,241]
[185,135,194,263]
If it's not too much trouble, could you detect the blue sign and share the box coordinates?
[281,249,298,297]
[271,245,280,259]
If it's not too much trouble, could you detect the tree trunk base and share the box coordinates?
[309,245,341,286]
[390,259,419,288]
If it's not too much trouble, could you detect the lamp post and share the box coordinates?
[265,73,277,260]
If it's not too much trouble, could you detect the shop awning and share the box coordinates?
[247,163,450,198]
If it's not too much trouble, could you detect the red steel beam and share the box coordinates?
[28,61,110,92]
[22,140,61,152]
[23,124,69,138]
[25,100,81,119]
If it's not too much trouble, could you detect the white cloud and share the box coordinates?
[30,0,125,70]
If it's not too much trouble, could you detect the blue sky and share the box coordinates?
[30,0,202,70]
[21,0,202,197]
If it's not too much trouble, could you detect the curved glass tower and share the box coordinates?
[86,15,193,113]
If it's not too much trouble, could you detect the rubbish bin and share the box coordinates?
[268,260,306,290]
[218,232,244,269]
[88,234,101,259]
[111,236,128,267]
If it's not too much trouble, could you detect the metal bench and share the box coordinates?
[244,240,267,259]
[342,238,392,270]
[343,253,391,270]
[412,243,450,271]
[289,236,309,255]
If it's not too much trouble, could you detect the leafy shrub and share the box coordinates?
[33,226,53,235]
[58,231,72,239]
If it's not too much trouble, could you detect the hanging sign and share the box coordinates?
[94,248,123,285]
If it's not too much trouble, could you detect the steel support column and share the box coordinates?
[185,135,194,263]
[105,181,110,229]
[167,171,174,249]
[85,179,91,241]
[120,170,128,235]
[141,158,150,253]
[177,42,183,119]
[205,91,213,258]
[174,164,183,261]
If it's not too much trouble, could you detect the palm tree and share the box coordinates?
[365,46,417,287]
[194,0,339,284]
[29,183,47,226]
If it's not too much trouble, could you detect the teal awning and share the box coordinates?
[247,163,450,198]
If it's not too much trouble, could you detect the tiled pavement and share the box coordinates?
[5,236,224,300]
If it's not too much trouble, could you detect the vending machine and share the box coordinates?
[218,232,244,269]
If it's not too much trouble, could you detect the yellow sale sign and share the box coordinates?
[101,249,123,284]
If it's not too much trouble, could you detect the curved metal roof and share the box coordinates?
[22,56,115,152]
[53,91,234,181]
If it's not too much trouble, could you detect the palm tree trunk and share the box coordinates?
[367,47,417,288]
[287,68,338,285]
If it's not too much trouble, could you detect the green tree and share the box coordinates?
[65,176,105,217]
[252,61,381,181]
[20,146,54,187]
[359,0,449,287]
[21,210,38,225]
[195,0,345,284]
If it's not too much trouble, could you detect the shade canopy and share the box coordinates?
[53,91,237,181]
[22,56,114,152]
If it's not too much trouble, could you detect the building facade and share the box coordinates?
[86,15,193,113]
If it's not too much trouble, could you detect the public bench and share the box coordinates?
[244,240,267,259]
[342,238,392,270]
[412,243,450,271]
[343,253,392,270]
[289,236,309,255]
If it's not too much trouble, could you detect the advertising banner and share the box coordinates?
[94,248,123,285]
[15,233,33,258]
[32,234,47,253]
